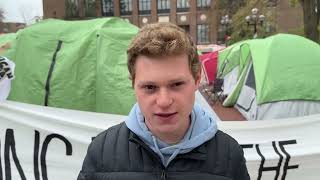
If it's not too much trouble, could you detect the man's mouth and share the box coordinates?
[155,112,177,117]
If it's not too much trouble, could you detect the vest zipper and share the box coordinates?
[129,136,165,168]
[161,170,167,180]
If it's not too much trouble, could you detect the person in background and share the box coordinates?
[78,22,250,180]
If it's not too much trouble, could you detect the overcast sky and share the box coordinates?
[0,0,43,24]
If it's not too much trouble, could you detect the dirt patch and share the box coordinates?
[199,85,246,121]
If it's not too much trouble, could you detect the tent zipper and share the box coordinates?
[44,40,62,106]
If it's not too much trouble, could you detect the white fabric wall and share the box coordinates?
[222,66,239,96]
[1,100,320,180]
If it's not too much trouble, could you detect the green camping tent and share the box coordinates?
[5,18,138,115]
[217,39,260,78]
[252,34,320,104]
[219,34,320,106]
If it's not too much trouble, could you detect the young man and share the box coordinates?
[78,23,250,180]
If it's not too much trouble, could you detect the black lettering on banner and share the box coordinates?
[0,68,13,79]
[0,139,2,180]
[279,140,299,180]
[0,58,13,80]
[4,129,26,180]
[34,131,40,180]
[241,140,299,180]
[256,141,283,180]
[241,144,254,149]
[40,134,72,180]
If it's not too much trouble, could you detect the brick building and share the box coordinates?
[0,22,25,33]
[43,0,66,19]
[1,0,305,43]
[95,0,218,45]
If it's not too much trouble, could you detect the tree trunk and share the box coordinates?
[301,0,319,42]
[0,8,4,21]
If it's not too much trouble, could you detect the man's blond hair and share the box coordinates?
[127,22,200,85]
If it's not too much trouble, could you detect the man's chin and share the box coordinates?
[157,125,179,135]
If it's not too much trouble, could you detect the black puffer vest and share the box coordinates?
[78,122,250,180]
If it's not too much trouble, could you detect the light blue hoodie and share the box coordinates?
[125,103,218,167]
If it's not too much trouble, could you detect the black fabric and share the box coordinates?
[78,122,250,180]
[245,64,256,90]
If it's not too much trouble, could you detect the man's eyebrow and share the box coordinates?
[136,78,190,86]
[168,78,189,83]
[137,81,156,86]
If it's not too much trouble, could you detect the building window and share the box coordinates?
[177,0,189,12]
[139,0,151,14]
[197,0,211,8]
[157,0,170,13]
[267,0,277,7]
[102,0,114,16]
[120,0,132,15]
[197,24,209,44]
[179,25,190,34]
[65,0,79,18]
[85,0,96,17]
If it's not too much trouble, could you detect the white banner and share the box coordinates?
[0,100,320,180]
[0,56,15,101]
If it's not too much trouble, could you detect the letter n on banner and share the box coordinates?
[1,139,2,180]
[4,129,26,180]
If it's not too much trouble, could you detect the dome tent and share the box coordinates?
[218,34,320,120]
[5,18,138,115]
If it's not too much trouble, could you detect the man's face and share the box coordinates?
[133,54,200,140]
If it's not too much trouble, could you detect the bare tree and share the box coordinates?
[0,8,4,22]
[291,0,320,42]
[66,0,80,19]
[302,0,320,42]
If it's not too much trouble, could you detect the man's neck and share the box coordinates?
[157,133,185,145]
[145,118,191,145]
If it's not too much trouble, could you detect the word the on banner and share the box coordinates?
[241,140,299,180]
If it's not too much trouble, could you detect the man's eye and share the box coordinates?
[145,85,155,90]
[143,85,157,93]
[172,82,184,87]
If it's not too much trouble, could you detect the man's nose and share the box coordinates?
[156,89,173,108]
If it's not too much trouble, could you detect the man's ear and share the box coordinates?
[195,68,202,88]
[128,75,135,88]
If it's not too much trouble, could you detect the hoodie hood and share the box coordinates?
[125,103,218,167]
